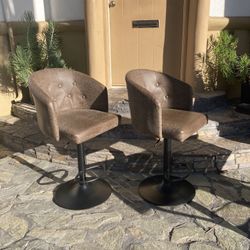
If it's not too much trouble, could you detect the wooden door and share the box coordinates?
[109,0,167,86]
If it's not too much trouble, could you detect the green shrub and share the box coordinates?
[197,31,250,91]
[9,11,66,87]
[213,31,238,81]
[237,54,250,83]
[9,45,33,88]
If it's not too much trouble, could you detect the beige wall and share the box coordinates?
[163,0,210,92]
[0,92,17,116]
[163,0,185,79]
[85,0,109,87]
[0,20,87,116]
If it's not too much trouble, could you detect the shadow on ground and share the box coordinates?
[12,145,250,239]
[1,116,250,238]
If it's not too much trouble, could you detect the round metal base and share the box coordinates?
[139,175,195,206]
[53,178,112,210]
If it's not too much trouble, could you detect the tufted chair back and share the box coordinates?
[126,69,193,110]
[29,68,108,141]
[126,69,193,139]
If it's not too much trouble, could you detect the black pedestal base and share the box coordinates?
[138,175,195,206]
[53,178,112,210]
[235,103,250,115]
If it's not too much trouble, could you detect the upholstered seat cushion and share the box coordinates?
[58,109,119,144]
[162,109,207,142]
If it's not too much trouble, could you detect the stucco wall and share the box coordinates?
[0,0,84,21]
[210,0,250,17]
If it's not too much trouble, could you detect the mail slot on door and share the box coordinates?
[132,20,159,28]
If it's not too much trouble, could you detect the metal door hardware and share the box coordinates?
[132,20,159,28]
[109,0,116,7]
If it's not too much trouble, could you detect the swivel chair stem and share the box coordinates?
[77,143,86,185]
[138,137,195,205]
[54,143,111,209]
[163,138,172,183]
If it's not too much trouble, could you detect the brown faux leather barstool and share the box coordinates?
[29,68,119,210]
[126,69,207,206]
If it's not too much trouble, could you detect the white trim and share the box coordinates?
[210,0,250,17]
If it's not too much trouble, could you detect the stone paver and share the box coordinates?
[0,152,249,249]
[1,89,250,248]
[0,144,13,159]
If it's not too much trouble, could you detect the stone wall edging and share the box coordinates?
[1,115,250,173]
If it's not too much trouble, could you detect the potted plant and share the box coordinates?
[9,11,66,104]
[197,31,238,92]
[197,31,250,102]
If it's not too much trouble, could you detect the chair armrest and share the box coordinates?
[126,81,162,140]
[29,84,60,141]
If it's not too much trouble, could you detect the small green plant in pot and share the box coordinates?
[9,11,66,103]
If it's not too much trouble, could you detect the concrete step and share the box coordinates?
[199,107,250,137]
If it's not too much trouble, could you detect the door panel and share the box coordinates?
[110,0,167,86]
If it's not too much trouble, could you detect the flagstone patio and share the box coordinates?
[0,149,249,249]
[0,88,250,249]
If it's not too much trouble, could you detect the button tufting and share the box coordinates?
[165,95,168,100]
[73,81,77,86]
[68,94,71,98]
[156,83,159,87]
[58,84,62,88]
[82,95,86,99]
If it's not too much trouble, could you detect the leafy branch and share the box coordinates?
[9,11,67,87]
[196,31,250,91]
